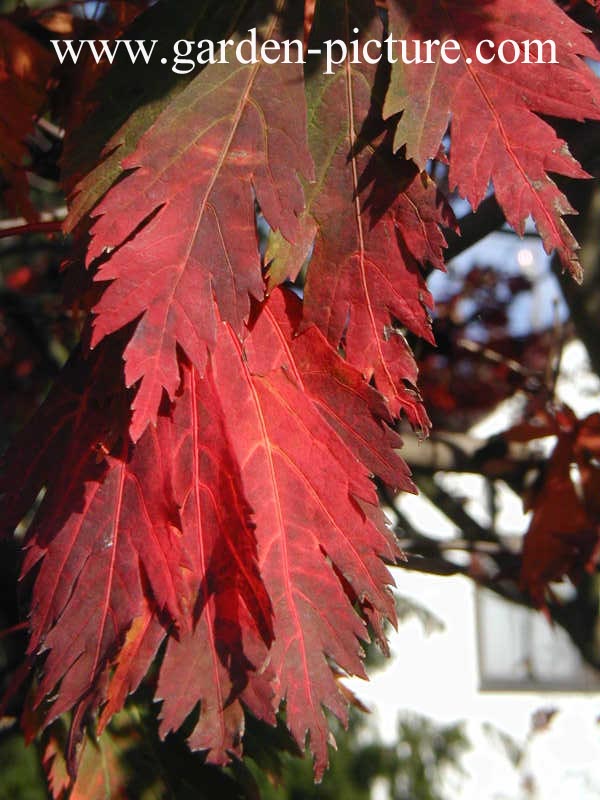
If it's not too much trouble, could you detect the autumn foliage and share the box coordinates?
[2,0,600,795]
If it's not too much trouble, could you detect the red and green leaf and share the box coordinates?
[270,0,452,429]
[84,0,313,441]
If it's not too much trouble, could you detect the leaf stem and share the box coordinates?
[0,622,28,641]
[0,220,63,240]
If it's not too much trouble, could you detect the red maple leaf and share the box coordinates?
[83,1,313,441]
[2,345,180,730]
[507,406,600,606]
[154,358,274,762]
[210,288,403,774]
[384,0,600,277]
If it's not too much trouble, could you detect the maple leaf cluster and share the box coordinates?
[1,0,600,792]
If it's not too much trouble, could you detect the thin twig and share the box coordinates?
[0,220,63,240]
[0,622,28,641]
[547,300,567,403]
[457,338,541,380]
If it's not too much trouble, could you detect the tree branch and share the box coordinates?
[444,194,506,261]
[0,219,63,240]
